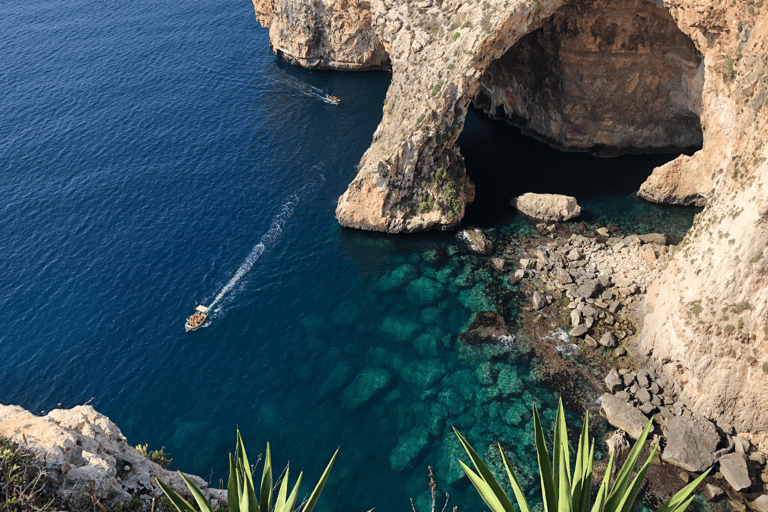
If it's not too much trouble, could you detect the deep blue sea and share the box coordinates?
[0,0,700,510]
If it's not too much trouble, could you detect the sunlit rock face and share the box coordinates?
[251,0,389,70]
[474,0,704,156]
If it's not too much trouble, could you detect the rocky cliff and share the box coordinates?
[0,405,226,509]
[252,0,768,444]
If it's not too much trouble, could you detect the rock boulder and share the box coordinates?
[512,193,581,222]
[718,452,751,491]
[662,415,720,472]
[458,229,494,255]
[599,393,650,440]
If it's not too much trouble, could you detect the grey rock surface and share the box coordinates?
[605,369,623,393]
[599,332,617,348]
[750,495,768,512]
[570,325,588,337]
[605,429,631,458]
[600,393,650,440]
[704,484,724,500]
[662,415,721,471]
[719,452,751,491]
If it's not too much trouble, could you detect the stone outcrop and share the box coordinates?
[511,193,581,221]
[0,405,227,509]
[253,0,768,447]
[662,414,721,472]
[251,0,388,70]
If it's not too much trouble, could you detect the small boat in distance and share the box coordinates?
[327,95,340,104]
[185,305,209,332]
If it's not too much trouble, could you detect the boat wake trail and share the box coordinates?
[206,174,325,312]
[266,72,338,104]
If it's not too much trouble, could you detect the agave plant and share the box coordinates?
[157,430,337,512]
[454,400,710,512]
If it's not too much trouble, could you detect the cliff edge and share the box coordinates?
[0,404,227,509]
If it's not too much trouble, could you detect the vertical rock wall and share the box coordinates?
[252,0,388,70]
[474,0,704,156]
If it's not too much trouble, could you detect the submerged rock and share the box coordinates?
[343,368,393,409]
[458,283,496,312]
[512,193,581,222]
[379,264,418,291]
[379,317,421,342]
[400,359,446,389]
[390,427,430,472]
[405,276,444,305]
[459,311,511,345]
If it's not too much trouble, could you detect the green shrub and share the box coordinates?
[0,436,54,512]
[762,363,768,373]
[453,32,460,41]
[725,54,735,80]
[731,301,753,314]
[136,444,172,470]
[157,431,337,512]
[455,400,709,512]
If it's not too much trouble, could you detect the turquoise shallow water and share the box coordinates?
[0,0,701,510]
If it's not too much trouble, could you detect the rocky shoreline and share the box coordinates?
[487,222,768,511]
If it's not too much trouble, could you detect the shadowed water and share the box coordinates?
[0,0,701,511]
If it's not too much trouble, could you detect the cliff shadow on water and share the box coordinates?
[458,107,702,235]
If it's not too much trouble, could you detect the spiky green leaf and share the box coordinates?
[656,468,711,512]
[228,453,240,512]
[275,466,290,512]
[590,451,615,512]
[300,448,338,512]
[458,460,507,512]
[498,443,533,512]
[605,419,653,511]
[259,443,273,512]
[156,478,198,512]
[285,472,304,512]
[454,428,516,512]
[615,446,658,512]
[533,405,557,512]
[177,471,216,512]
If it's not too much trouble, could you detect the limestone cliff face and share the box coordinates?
[251,0,388,70]
[631,6,768,443]
[0,405,227,508]
[473,0,704,156]
[253,0,768,442]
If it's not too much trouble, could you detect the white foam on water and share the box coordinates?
[194,173,325,322]
[266,71,339,105]
[542,327,579,356]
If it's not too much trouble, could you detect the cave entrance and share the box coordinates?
[459,109,699,230]
[460,0,704,228]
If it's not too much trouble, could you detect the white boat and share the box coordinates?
[185,305,209,332]
[327,95,340,104]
